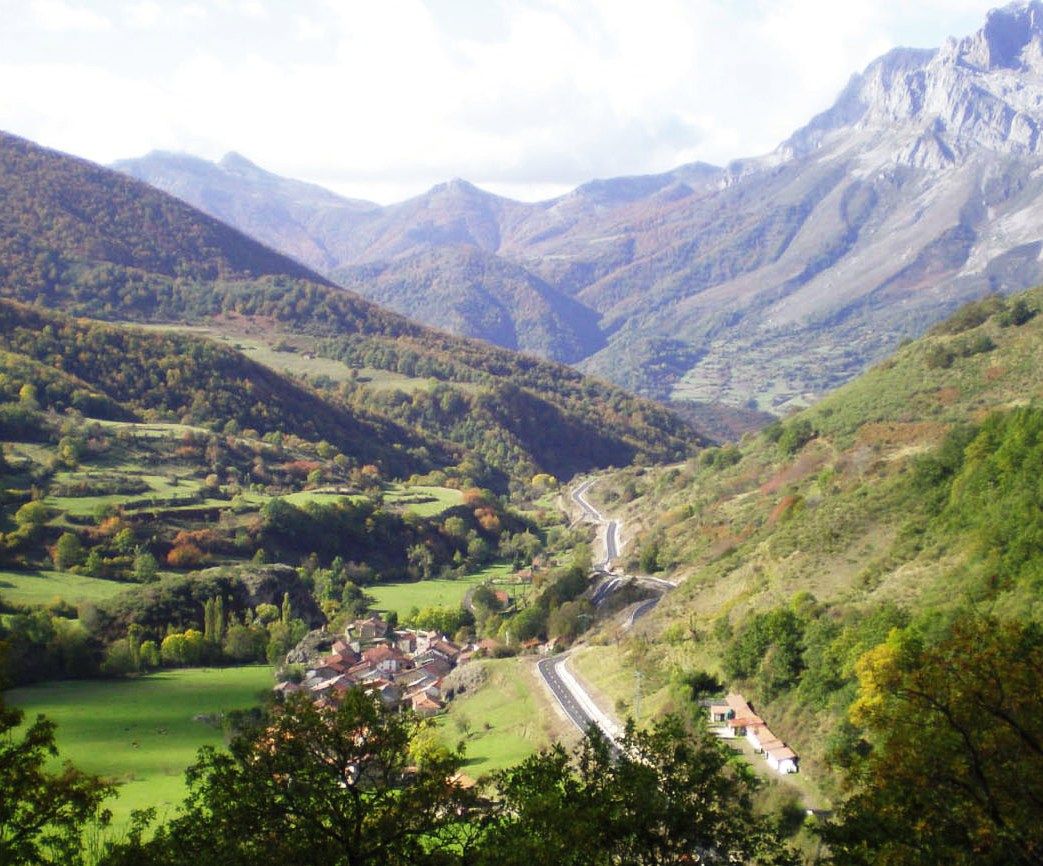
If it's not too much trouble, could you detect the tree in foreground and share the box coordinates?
[101,689,795,866]
[0,696,114,865]
[105,689,477,866]
[478,716,797,866]
[821,613,1043,866]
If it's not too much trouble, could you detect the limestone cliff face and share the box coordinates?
[784,1,1043,169]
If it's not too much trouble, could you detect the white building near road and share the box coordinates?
[708,693,799,774]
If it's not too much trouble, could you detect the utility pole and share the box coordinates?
[634,670,644,721]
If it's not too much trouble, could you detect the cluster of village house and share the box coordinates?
[274,614,492,716]
[274,619,800,777]
[709,693,799,774]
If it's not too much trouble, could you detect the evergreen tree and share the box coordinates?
[214,596,225,643]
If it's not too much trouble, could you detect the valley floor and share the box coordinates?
[7,665,274,827]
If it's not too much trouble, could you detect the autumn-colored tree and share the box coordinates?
[95,516,125,538]
[166,542,204,569]
[474,507,500,533]
[822,613,1043,866]
[461,487,488,507]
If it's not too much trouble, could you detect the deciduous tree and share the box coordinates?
[107,691,475,866]
[480,717,796,866]
[822,614,1043,865]
[0,697,114,865]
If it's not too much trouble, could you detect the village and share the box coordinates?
[273,611,563,717]
[709,693,799,775]
[275,609,801,781]
[274,614,473,716]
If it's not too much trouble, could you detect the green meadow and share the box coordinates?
[138,324,449,394]
[439,658,568,774]
[368,563,515,617]
[6,665,274,826]
[384,483,464,516]
[0,568,129,607]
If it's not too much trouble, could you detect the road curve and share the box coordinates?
[570,478,601,521]
[571,478,620,570]
[624,597,660,629]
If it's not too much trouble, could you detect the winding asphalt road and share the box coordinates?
[571,478,620,569]
[537,655,621,745]
[539,478,637,742]
[624,597,659,628]
[539,478,683,742]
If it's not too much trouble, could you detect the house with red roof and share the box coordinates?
[411,693,443,717]
[708,693,799,775]
[362,644,411,676]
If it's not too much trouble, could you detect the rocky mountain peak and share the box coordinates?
[429,177,484,198]
[780,2,1043,170]
[218,151,267,176]
[947,0,1043,71]
[778,47,935,159]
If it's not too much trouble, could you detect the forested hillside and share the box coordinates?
[0,301,439,475]
[591,287,1043,795]
[0,131,329,289]
[0,131,698,485]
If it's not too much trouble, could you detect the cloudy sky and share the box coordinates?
[0,0,1000,202]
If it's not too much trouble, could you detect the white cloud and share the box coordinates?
[0,0,1002,202]
[182,3,207,18]
[237,0,265,19]
[30,0,111,31]
[294,14,323,41]
[126,0,161,28]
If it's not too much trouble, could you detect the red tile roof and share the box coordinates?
[363,644,405,664]
[727,714,763,728]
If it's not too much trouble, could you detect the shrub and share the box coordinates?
[778,419,815,456]
[925,344,955,369]
[932,294,1005,335]
[998,297,1036,327]
[53,532,85,570]
[167,542,205,569]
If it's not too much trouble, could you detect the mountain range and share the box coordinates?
[0,129,696,487]
[116,1,1043,415]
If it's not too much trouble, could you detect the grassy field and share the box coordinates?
[569,644,670,726]
[45,469,207,517]
[92,419,212,438]
[0,568,130,607]
[230,336,435,393]
[138,324,445,394]
[440,658,572,774]
[385,484,464,517]
[368,564,515,617]
[6,665,274,826]
[281,490,367,507]
[367,567,517,621]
